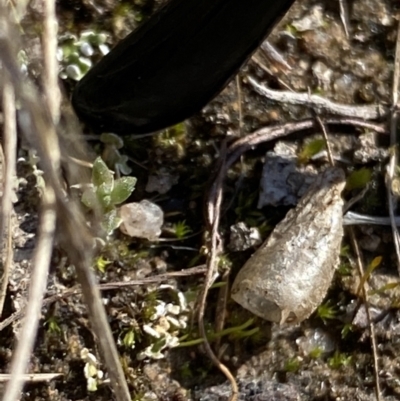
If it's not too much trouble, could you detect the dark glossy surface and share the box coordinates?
[72,0,296,134]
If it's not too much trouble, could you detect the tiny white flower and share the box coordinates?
[177,292,187,311]
[84,362,98,379]
[143,324,161,338]
[87,377,98,392]
[165,315,180,328]
[166,304,180,315]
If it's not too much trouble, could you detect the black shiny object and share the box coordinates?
[72,0,296,134]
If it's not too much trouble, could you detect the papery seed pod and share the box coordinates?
[231,167,346,324]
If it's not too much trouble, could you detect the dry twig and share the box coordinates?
[349,228,382,401]
[386,20,400,275]
[247,76,388,120]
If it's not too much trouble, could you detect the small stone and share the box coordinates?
[296,328,336,356]
[258,142,318,208]
[119,200,163,241]
[229,222,262,252]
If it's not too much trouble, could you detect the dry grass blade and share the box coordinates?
[0,75,16,317]
[0,373,62,382]
[339,0,351,38]
[0,7,131,401]
[2,187,56,401]
[43,0,61,123]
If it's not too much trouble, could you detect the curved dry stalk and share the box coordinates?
[200,146,238,401]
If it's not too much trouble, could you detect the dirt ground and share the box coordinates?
[1,0,400,400]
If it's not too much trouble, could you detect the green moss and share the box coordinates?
[346,167,372,191]
[298,138,326,164]
[316,300,338,323]
[309,347,324,359]
[285,358,301,373]
[172,220,193,239]
[44,317,61,334]
[328,351,352,369]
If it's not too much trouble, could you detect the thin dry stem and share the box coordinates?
[0,265,207,333]
[315,115,335,167]
[349,228,382,401]
[339,0,350,38]
[236,75,243,137]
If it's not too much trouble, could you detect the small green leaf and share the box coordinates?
[115,155,132,175]
[102,209,122,235]
[92,157,114,191]
[110,177,137,205]
[346,168,372,191]
[370,256,382,270]
[100,133,124,149]
[97,182,113,209]
[81,186,97,209]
